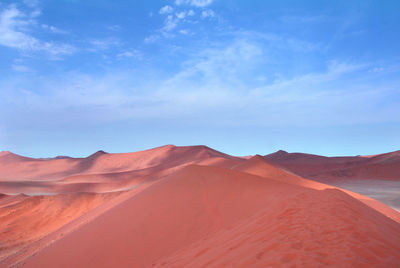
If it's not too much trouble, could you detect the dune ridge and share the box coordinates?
[265,149,400,181]
[0,145,399,267]
[22,165,400,267]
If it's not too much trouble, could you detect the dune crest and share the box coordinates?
[22,165,400,267]
[0,145,399,267]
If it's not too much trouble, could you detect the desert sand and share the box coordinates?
[265,150,400,213]
[0,145,399,267]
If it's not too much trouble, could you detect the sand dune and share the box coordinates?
[264,150,400,216]
[265,149,400,181]
[22,165,400,267]
[153,188,400,267]
[1,146,399,267]
[264,150,366,179]
[0,145,242,266]
[233,155,400,222]
[0,145,242,182]
[0,145,242,194]
[0,192,119,264]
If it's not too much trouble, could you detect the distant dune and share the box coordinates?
[0,146,399,267]
[264,149,400,181]
[265,150,400,213]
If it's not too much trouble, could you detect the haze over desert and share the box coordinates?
[1,0,400,267]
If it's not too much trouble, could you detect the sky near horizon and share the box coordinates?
[0,0,399,158]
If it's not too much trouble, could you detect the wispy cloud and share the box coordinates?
[3,34,398,129]
[163,15,178,32]
[150,42,398,126]
[201,10,215,18]
[144,34,160,43]
[175,0,213,7]
[88,38,121,52]
[161,10,196,33]
[145,0,213,41]
[41,23,67,34]
[23,0,40,8]
[117,49,142,60]
[0,4,75,56]
[106,24,121,31]
[179,29,190,35]
[159,5,173,14]
[12,63,30,72]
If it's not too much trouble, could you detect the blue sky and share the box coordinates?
[0,0,399,157]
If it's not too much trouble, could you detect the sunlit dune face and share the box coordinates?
[1,146,400,267]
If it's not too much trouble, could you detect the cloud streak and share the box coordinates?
[0,4,75,56]
[159,5,173,15]
[2,34,399,130]
[146,0,215,41]
[175,0,213,7]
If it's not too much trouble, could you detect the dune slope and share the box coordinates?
[0,192,119,264]
[153,188,400,267]
[233,155,400,222]
[23,165,400,268]
[0,145,243,266]
[0,145,242,183]
[264,150,400,181]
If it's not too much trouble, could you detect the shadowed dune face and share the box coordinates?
[264,150,400,181]
[0,146,400,267]
[264,150,366,179]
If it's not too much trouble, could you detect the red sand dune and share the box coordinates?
[0,145,241,182]
[0,145,242,195]
[0,146,399,267]
[0,145,243,266]
[21,165,400,268]
[265,149,400,181]
[232,155,400,223]
[153,188,400,267]
[0,192,119,263]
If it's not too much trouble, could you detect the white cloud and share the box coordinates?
[41,24,67,34]
[0,5,75,56]
[176,11,186,19]
[176,10,195,19]
[159,5,173,14]
[107,25,121,31]
[23,0,40,8]
[88,38,121,51]
[140,38,397,127]
[370,67,385,73]
[12,64,30,72]
[144,34,160,43]
[150,0,213,42]
[175,0,213,7]
[201,9,215,18]
[117,49,142,59]
[159,9,196,34]
[163,15,178,31]
[3,33,399,129]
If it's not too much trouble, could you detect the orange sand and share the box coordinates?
[0,146,399,267]
[265,150,400,181]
